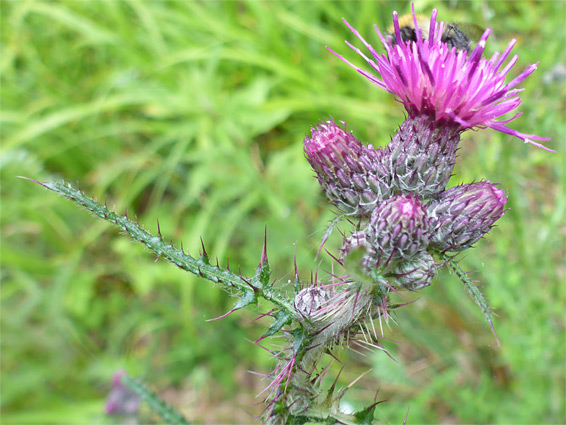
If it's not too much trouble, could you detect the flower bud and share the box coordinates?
[294,286,331,319]
[342,194,430,271]
[390,252,437,291]
[427,181,508,252]
[384,115,461,200]
[304,120,391,215]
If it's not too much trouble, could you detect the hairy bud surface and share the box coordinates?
[342,195,431,271]
[294,286,332,319]
[384,115,461,199]
[304,120,391,215]
[427,181,508,252]
[390,252,437,291]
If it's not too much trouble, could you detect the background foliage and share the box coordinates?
[1,0,564,423]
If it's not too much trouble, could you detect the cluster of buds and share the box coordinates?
[304,6,551,291]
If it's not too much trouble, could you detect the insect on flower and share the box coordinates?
[387,13,485,53]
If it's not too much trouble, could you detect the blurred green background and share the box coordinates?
[1,0,564,423]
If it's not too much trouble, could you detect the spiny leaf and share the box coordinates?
[442,253,499,344]
[121,376,190,425]
[262,310,293,339]
[353,400,385,425]
[234,289,257,310]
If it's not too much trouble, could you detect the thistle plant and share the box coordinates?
[28,5,553,424]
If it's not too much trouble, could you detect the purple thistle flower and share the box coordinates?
[304,119,391,215]
[328,6,553,152]
[427,181,508,252]
[105,371,141,416]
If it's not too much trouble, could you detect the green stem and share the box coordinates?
[26,179,296,317]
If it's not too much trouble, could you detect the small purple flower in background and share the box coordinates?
[328,6,553,151]
[105,371,141,417]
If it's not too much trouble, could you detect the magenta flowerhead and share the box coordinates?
[342,194,430,271]
[328,6,553,151]
[304,120,391,215]
[427,181,508,252]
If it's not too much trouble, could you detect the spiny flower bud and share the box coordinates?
[342,194,430,270]
[384,115,460,199]
[427,181,508,252]
[294,286,332,319]
[390,252,437,291]
[304,120,391,215]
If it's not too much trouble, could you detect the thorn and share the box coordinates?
[200,237,208,258]
[216,257,220,268]
[154,255,161,263]
[304,342,323,352]
[351,287,361,316]
[324,249,344,267]
[328,365,344,396]
[240,276,258,291]
[226,257,230,271]
[156,218,162,238]
[260,226,268,267]
[325,349,343,364]
[364,398,387,413]
[17,176,47,186]
[125,207,128,218]
[248,339,276,355]
[180,241,184,254]
[380,278,402,297]
[293,243,299,282]
[489,320,501,347]
[254,334,268,344]
[403,405,411,425]
[253,311,274,322]
[346,368,373,389]
[314,260,322,285]
[207,307,237,321]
